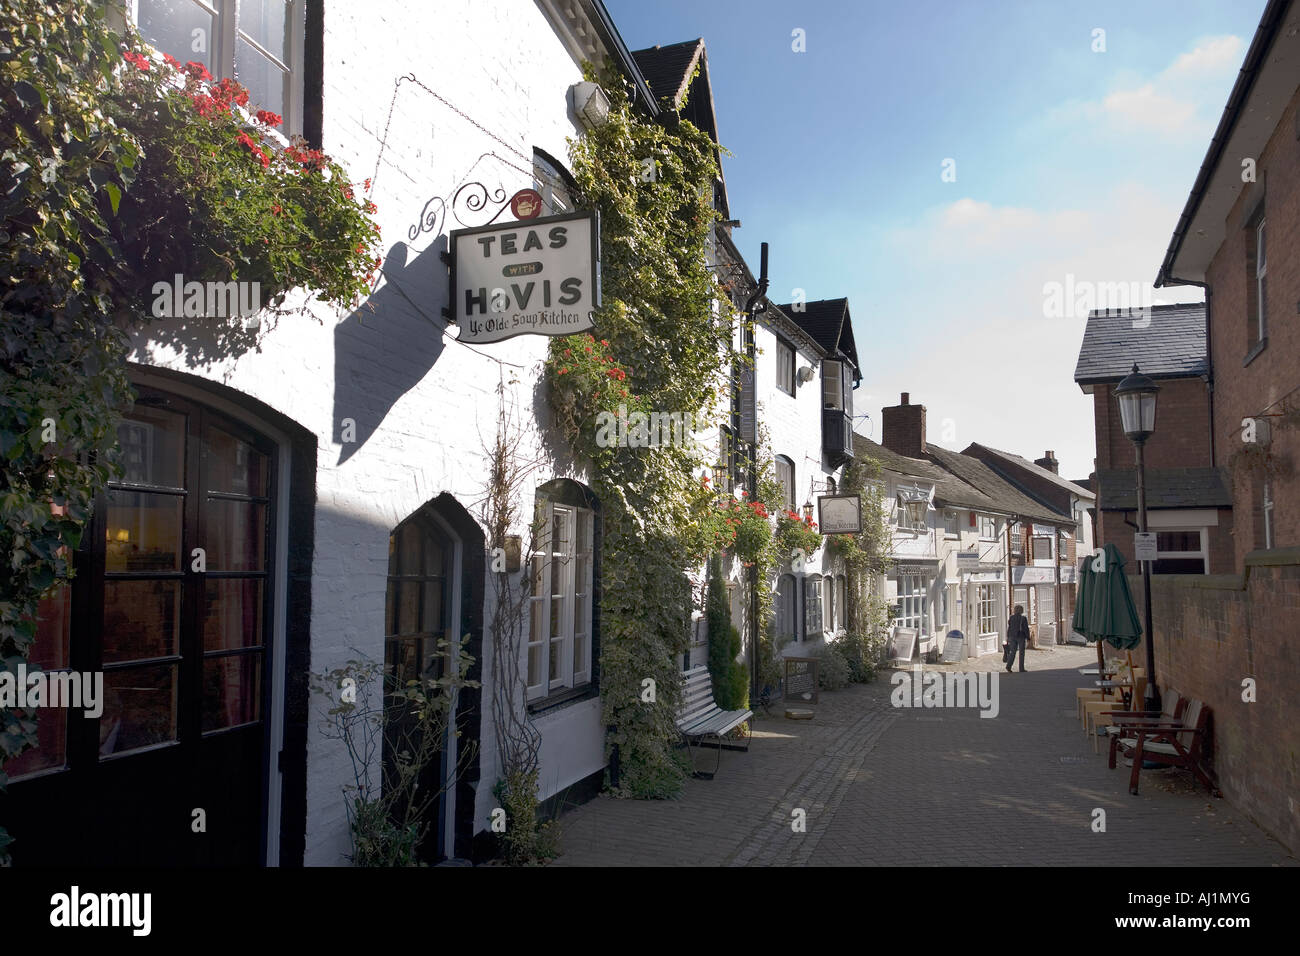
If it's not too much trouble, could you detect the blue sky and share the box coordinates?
[605,0,1263,479]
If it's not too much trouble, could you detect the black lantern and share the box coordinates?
[1115,363,1159,444]
[802,500,814,522]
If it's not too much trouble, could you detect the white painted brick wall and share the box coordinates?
[128,0,607,865]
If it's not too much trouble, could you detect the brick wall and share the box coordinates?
[1134,548,1300,854]
[1205,85,1300,570]
[1093,379,1214,472]
[881,393,927,458]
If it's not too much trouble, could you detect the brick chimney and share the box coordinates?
[882,392,926,458]
[1035,450,1059,474]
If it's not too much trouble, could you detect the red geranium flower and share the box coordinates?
[184,61,213,82]
[256,109,282,126]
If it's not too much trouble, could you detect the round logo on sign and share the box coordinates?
[510,189,544,220]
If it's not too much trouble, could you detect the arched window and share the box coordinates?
[385,512,454,690]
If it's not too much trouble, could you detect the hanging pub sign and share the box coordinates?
[449,209,600,344]
[817,494,862,534]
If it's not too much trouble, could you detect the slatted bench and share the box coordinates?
[677,665,753,779]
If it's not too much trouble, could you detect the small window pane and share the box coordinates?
[204,427,269,496]
[103,579,181,662]
[137,0,216,75]
[398,581,420,636]
[202,653,262,731]
[234,37,286,124]
[105,492,183,572]
[527,642,542,687]
[203,578,264,651]
[100,665,178,757]
[238,0,289,61]
[31,583,71,671]
[116,407,186,487]
[206,499,267,571]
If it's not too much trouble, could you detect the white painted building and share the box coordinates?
[8,0,672,867]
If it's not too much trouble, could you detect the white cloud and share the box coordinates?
[861,183,1202,480]
[1047,34,1243,139]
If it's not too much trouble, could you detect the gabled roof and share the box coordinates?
[631,39,704,109]
[772,298,861,383]
[1157,0,1299,287]
[1073,303,1207,391]
[1096,467,1232,510]
[854,436,999,513]
[631,38,729,221]
[924,446,1069,525]
[963,443,1096,501]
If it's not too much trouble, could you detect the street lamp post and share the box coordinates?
[1114,363,1161,713]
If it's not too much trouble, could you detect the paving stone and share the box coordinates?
[547,646,1297,867]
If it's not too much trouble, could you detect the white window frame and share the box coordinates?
[896,573,927,636]
[822,574,834,633]
[978,514,998,541]
[977,585,997,636]
[822,360,843,410]
[943,509,959,537]
[1031,535,1053,565]
[776,574,797,642]
[803,576,822,638]
[776,339,795,396]
[533,150,572,216]
[526,499,594,702]
[775,456,795,513]
[1152,528,1209,574]
[1255,218,1267,342]
[128,0,307,139]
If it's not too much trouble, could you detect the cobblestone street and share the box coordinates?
[550,645,1297,866]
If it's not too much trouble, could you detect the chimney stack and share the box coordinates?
[1035,450,1059,474]
[882,392,926,458]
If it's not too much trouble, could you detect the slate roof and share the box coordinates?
[854,435,1069,524]
[925,445,1069,524]
[631,39,704,109]
[964,443,1096,500]
[1096,467,1232,510]
[772,298,861,383]
[1073,302,1207,389]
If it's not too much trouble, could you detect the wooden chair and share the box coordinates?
[1085,674,1147,752]
[1075,652,1131,726]
[676,665,753,779]
[1107,696,1219,796]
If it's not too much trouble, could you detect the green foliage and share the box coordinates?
[773,509,823,563]
[836,628,888,683]
[309,641,478,867]
[0,0,380,859]
[812,641,851,691]
[546,62,732,799]
[827,455,893,644]
[724,625,749,711]
[494,768,559,866]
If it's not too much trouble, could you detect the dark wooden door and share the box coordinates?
[1,389,275,866]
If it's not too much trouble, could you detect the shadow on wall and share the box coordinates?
[333,235,452,464]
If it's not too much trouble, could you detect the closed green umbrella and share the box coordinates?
[1085,542,1142,651]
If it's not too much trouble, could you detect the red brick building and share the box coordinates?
[1073,303,1234,573]
[1156,0,1300,570]
[1084,0,1300,855]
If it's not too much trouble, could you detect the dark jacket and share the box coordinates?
[1007,612,1030,643]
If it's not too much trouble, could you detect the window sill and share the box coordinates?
[1243,336,1268,367]
[527,683,598,718]
[776,385,795,397]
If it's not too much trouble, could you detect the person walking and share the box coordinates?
[1005,604,1030,673]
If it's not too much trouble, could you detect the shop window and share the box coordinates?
[896,574,927,636]
[977,585,997,636]
[1032,535,1053,562]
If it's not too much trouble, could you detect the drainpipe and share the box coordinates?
[1204,285,1215,467]
[744,243,769,703]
